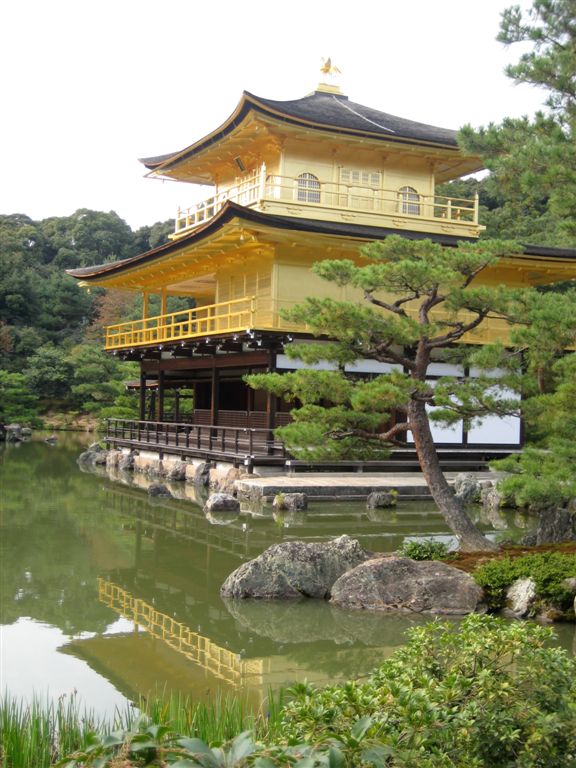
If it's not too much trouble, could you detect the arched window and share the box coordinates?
[297,172,321,203]
[398,186,421,215]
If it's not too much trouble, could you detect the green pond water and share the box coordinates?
[1,435,574,717]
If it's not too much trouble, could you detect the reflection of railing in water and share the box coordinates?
[98,579,263,689]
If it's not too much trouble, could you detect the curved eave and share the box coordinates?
[68,202,576,287]
[140,91,471,177]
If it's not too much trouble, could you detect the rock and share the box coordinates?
[366,491,397,509]
[78,443,108,466]
[563,577,576,594]
[118,449,138,472]
[521,506,576,546]
[166,461,187,482]
[453,473,481,504]
[148,483,172,497]
[502,577,537,618]
[204,493,240,514]
[21,427,33,438]
[480,481,505,514]
[192,462,211,487]
[5,424,23,442]
[221,535,370,600]
[330,556,484,615]
[210,466,242,493]
[44,434,58,445]
[273,492,308,511]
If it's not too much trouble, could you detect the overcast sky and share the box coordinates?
[1,0,545,230]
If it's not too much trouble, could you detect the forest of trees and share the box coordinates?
[0,210,175,425]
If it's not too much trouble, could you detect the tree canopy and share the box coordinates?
[458,0,576,247]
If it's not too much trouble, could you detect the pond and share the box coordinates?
[1,435,574,717]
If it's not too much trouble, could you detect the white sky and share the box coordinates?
[0,0,545,230]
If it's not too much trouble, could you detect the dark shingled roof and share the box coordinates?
[251,90,459,146]
[140,89,460,171]
[67,202,576,283]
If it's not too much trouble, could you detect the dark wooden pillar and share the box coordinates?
[158,370,165,422]
[139,370,147,421]
[174,390,180,423]
[210,365,219,426]
[266,352,277,452]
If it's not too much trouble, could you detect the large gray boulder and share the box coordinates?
[330,556,484,615]
[204,493,240,514]
[221,535,370,599]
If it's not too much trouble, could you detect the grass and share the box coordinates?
[0,689,286,767]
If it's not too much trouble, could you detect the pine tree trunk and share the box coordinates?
[408,399,498,552]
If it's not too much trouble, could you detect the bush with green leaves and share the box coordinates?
[59,615,576,768]
[473,551,576,610]
[278,615,576,768]
[397,539,452,561]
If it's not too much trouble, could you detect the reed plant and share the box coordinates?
[0,692,109,768]
[0,688,286,767]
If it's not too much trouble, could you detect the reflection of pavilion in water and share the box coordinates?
[63,478,524,705]
[98,578,261,690]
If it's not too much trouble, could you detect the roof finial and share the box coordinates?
[317,57,343,95]
[320,57,341,78]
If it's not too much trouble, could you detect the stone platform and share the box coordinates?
[236,471,500,502]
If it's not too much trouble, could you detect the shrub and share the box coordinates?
[473,551,576,610]
[397,538,451,561]
[278,614,576,767]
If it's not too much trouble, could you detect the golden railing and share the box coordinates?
[104,296,255,350]
[98,579,263,688]
[175,166,479,234]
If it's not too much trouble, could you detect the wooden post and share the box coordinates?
[210,365,219,427]
[266,352,277,453]
[139,370,147,421]
[174,390,180,423]
[142,291,149,319]
[158,370,165,422]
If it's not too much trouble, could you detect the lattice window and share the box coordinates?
[340,168,382,188]
[398,186,421,215]
[296,172,321,203]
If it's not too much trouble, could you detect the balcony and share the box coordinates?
[105,297,257,351]
[174,165,481,238]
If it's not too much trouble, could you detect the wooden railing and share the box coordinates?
[175,164,479,234]
[106,418,287,462]
[105,297,255,350]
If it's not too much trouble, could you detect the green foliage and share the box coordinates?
[0,369,41,425]
[397,539,452,561]
[66,344,138,416]
[459,0,576,246]
[23,344,74,400]
[493,354,576,509]
[473,551,576,609]
[278,614,576,767]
